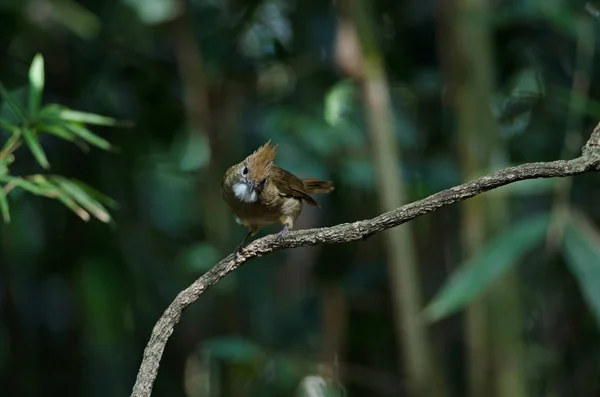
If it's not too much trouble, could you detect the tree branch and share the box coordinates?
[131,123,600,397]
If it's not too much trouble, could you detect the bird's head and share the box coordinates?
[224,140,278,203]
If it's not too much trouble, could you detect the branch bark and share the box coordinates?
[131,123,600,397]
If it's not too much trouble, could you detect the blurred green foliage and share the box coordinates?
[424,213,552,322]
[0,0,600,396]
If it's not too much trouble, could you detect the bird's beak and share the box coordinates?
[247,180,256,192]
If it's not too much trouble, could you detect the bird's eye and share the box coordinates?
[242,166,249,176]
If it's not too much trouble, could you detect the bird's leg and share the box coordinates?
[277,223,290,241]
[234,230,253,259]
[277,216,294,241]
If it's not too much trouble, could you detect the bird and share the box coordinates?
[221,140,334,256]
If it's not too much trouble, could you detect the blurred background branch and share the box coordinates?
[341,0,447,396]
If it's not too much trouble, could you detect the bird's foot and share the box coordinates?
[234,241,247,260]
[277,224,290,241]
[234,247,243,260]
[234,242,246,260]
[233,231,253,260]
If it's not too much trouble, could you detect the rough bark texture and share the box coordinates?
[131,123,600,397]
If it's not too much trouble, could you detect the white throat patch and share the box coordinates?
[233,182,258,203]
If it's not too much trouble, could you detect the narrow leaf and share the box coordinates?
[424,213,550,322]
[563,212,600,329]
[29,175,90,221]
[39,104,65,119]
[0,159,8,177]
[63,123,112,150]
[28,54,45,115]
[0,189,10,223]
[55,194,91,221]
[22,128,50,169]
[0,128,22,158]
[53,176,111,222]
[0,83,27,122]
[69,179,118,208]
[1,175,50,196]
[38,124,91,152]
[0,119,19,134]
[39,104,130,128]
[38,124,76,141]
[57,108,121,126]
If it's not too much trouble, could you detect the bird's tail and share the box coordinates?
[301,179,334,194]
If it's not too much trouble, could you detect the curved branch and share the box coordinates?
[131,123,600,397]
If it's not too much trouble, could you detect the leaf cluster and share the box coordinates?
[0,54,122,224]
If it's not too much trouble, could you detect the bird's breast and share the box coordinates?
[229,199,282,226]
[223,180,303,228]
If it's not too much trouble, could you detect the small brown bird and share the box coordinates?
[221,140,334,255]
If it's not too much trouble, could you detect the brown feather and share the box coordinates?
[269,166,335,207]
[269,165,314,204]
[246,140,278,182]
[241,140,334,207]
[301,178,334,194]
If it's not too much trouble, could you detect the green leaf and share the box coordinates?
[39,103,65,119]
[0,175,49,196]
[28,54,45,115]
[38,123,76,141]
[424,213,550,322]
[0,119,19,134]
[52,176,111,222]
[22,128,50,169]
[562,212,600,329]
[38,123,93,152]
[57,108,121,126]
[68,179,118,208]
[0,189,10,223]
[0,83,27,122]
[0,160,8,177]
[0,128,22,158]
[39,105,130,127]
[29,175,90,221]
[63,123,112,150]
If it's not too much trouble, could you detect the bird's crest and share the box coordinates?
[246,140,278,181]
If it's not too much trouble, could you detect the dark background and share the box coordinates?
[1,0,600,396]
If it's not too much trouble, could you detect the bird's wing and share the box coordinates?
[270,165,318,206]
